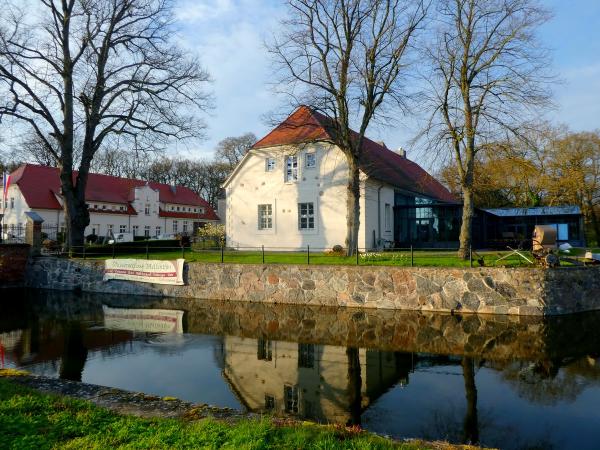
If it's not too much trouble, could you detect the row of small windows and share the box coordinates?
[85,203,203,214]
[169,205,204,213]
[265,154,316,180]
[258,202,315,230]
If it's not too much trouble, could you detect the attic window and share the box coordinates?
[177,206,180,211]
[94,204,98,209]
[199,208,204,214]
[120,206,125,211]
[102,205,106,210]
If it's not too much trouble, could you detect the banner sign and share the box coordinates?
[103,259,185,285]
[102,306,184,333]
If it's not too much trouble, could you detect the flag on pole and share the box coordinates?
[2,171,10,201]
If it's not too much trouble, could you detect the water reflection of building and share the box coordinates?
[221,336,411,424]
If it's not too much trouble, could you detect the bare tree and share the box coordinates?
[421,0,553,258]
[270,0,426,255]
[0,0,211,247]
[214,133,256,168]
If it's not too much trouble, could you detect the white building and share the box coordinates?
[1,164,219,239]
[223,106,455,250]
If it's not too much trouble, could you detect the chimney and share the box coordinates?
[377,141,388,149]
[396,147,406,158]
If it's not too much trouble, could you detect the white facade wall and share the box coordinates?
[1,183,213,239]
[225,142,395,250]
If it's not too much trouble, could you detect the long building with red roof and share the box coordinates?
[2,164,219,240]
[222,106,457,250]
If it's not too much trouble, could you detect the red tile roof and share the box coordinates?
[10,164,220,220]
[253,106,456,202]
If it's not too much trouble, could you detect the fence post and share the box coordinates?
[411,245,414,267]
[262,245,265,264]
[182,245,185,259]
[112,243,116,259]
[83,245,86,260]
[307,245,310,265]
[221,243,224,263]
[356,246,359,265]
[146,244,149,260]
[469,245,473,268]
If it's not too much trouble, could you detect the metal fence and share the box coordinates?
[58,242,541,268]
[1,224,26,243]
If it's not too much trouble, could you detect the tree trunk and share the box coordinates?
[345,156,361,257]
[586,199,600,245]
[61,179,90,249]
[459,186,474,259]
[461,356,479,445]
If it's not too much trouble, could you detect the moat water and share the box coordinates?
[2,289,600,449]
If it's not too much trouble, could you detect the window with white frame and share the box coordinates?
[132,225,139,236]
[183,221,188,232]
[285,155,298,182]
[155,226,161,237]
[119,225,127,233]
[144,203,150,215]
[173,220,179,233]
[266,157,276,172]
[144,225,150,237]
[385,203,392,231]
[305,153,316,168]
[107,224,114,235]
[258,204,273,230]
[298,202,315,229]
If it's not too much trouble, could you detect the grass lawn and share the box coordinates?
[0,378,460,450]
[81,247,536,268]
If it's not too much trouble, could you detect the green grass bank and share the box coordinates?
[0,376,480,450]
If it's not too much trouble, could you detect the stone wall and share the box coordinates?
[0,244,30,287]
[25,257,600,315]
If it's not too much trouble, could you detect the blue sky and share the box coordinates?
[175,0,600,162]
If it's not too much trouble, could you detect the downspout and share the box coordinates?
[377,185,384,247]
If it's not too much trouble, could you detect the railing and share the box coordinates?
[1,224,26,243]
[55,242,540,268]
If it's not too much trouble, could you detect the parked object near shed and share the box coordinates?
[532,225,559,268]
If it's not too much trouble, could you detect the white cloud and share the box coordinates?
[175,0,234,23]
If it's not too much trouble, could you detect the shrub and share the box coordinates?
[86,234,98,244]
[197,223,225,246]
[324,245,345,256]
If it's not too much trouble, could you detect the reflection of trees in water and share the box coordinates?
[59,323,88,381]
[461,357,478,445]
[346,347,362,426]
[497,357,600,406]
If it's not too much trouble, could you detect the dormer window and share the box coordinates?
[285,155,298,182]
[120,206,125,211]
[102,205,106,210]
[177,206,180,211]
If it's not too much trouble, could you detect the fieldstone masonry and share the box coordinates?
[25,257,600,315]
